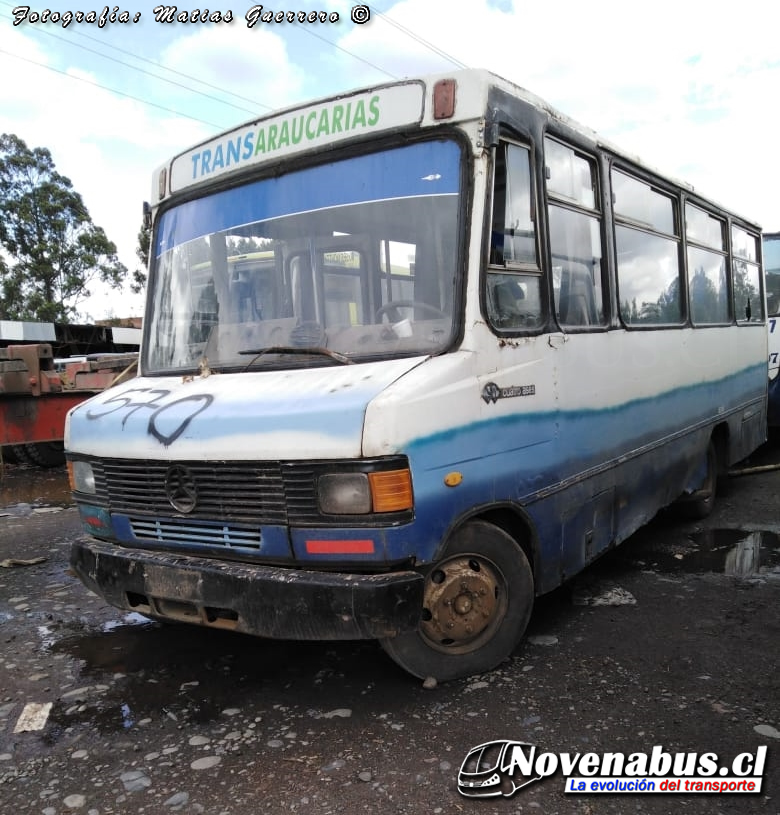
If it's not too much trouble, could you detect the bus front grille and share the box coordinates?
[94,459,310,525]
[129,517,263,550]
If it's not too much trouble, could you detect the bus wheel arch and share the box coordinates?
[477,505,539,577]
[379,517,535,682]
[433,503,539,576]
[676,426,728,520]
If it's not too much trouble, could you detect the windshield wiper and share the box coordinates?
[238,346,354,368]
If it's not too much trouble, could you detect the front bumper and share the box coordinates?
[70,538,423,640]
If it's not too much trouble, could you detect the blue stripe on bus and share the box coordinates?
[155,140,461,256]
[388,363,765,570]
[408,363,766,482]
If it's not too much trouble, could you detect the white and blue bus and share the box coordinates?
[65,70,767,681]
[762,232,780,427]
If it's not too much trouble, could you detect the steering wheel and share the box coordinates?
[375,300,448,323]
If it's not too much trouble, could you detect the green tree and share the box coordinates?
[0,133,127,322]
[132,219,150,295]
[230,236,273,255]
[689,266,724,323]
[656,276,681,323]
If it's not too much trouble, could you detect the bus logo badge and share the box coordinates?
[482,382,536,404]
[165,464,198,514]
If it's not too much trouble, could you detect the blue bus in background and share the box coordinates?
[763,232,780,427]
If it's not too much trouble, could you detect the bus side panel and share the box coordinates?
[372,325,766,595]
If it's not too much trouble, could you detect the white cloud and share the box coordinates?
[159,23,307,114]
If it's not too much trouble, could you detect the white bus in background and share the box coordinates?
[762,232,780,427]
[65,69,767,681]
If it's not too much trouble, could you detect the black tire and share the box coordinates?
[23,441,66,469]
[10,444,34,464]
[676,440,717,520]
[1,446,21,464]
[380,520,534,682]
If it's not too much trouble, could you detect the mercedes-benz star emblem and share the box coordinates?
[165,464,198,514]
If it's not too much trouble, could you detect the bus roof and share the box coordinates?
[151,68,758,229]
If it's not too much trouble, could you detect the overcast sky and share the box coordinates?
[1,0,777,320]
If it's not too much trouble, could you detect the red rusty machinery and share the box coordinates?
[0,343,137,467]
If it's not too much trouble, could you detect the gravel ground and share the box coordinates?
[0,447,778,815]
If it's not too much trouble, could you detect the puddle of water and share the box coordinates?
[36,614,153,651]
[101,612,155,633]
[644,530,780,577]
[0,463,72,508]
[52,620,163,672]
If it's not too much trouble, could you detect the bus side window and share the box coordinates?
[491,143,536,265]
[731,226,763,323]
[613,170,682,326]
[486,142,543,331]
[545,137,606,328]
[767,278,780,317]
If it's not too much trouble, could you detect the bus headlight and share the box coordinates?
[68,460,96,494]
[319,473,371,514]
[317,469,413,515]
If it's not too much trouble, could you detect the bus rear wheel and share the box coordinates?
[676,439,718,520]
[380,520,534,682]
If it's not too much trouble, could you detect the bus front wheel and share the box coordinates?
[380,520,534,682]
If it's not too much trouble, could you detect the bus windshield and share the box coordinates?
[764,233,780,317]
[145,139,462,373]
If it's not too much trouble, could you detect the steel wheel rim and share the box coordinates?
[418,554,508,654]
